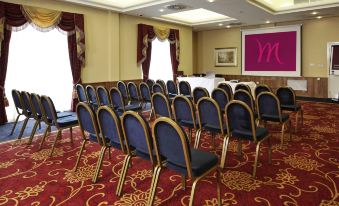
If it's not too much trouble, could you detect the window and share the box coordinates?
[5,25,72,122]
[148,38,173,82]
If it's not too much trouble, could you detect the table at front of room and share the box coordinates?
[177,77,225,95]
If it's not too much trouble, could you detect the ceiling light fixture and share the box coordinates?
[218,23,223,26]
[159,8,164,12]
[207,0,215,2]
[311,11,318,15]
[226,25,231,28]
[317,16,322,19]
[265,20,271,23]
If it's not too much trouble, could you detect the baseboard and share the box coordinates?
[296,96,339,103]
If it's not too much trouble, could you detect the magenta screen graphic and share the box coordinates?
[244,31,297,72]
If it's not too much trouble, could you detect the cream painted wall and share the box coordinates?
[2,0,193,82]
[195,16,339,77]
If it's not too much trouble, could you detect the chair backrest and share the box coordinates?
[20,91,32,115]
[96,86,111,106]
[30,93,42,120]
[211,88,229,112]
[193,87,209,104]
[97,106,126,152]
[127,82,140,102]
[109,87,125,109]
[151,93,171,118]
[256,92,282,121]
[173,95,196,130]
[117,81,129,100]
[276,87,296,106]
[139,82,151,102]
[76,84,88,103]
[122,111,154,163]
[40,95,58,125]
[76,102,102,144]
[152,83,164,94]
[156,79,167,93]
[255,84,271,99]
[179,81,191,96]
[218,83,233,100]
[152,117,193,177]
[12,89,23,110]
[235,84,251,93]
[225,100,257,141]
[197,97,224,135]
[86,85,98,105]
[166,80,178,95]
[146,79,155,90]
[234,89,255,111]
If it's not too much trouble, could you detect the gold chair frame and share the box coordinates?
[151,93,172,119]
[193,87,209,105]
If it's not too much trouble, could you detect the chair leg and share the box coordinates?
[280,123,285,149]
[27,120,39,145]
[295,111,299,133]
[116,155,132,196]
[147,166,161,206]
[49,129,61,157]
[38,121,41,129]
[108,147,112,160]
[253,141,262,178]
[92,146,107,183]
[220,135,230,168]
[18,118,29,139]
[74,139,88,172]
[10,114,21,135]
[193,129,201,149]
[289,120,292,141]
[211,133,216,151]
[189,177,201,206]
[181,174,186,191]
[216,168,221,206]
[39,125,50,150]
[237,139,242,157]
[69,127,73,145]
[189,128,192,143]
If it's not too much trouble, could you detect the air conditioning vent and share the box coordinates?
[166,4,189,11]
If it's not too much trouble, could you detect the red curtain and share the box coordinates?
[0,29,11,124]
[169,29,179,81]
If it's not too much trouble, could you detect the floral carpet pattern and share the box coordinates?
[0,101,338,205]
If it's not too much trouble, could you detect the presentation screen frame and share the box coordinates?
[241,25,301,77]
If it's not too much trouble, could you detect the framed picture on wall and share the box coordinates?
[215,47,237,67]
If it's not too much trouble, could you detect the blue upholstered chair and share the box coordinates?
[193,87,209,105]
[139,82,152,114]
[156,79,167,94]
[195,97,226,150]
[211,88,230,113]
[127,82,142,106]
[256,92,292,149]
[276,87,303,132]
[166,80,178,98]
[74,103,109,183]
[110,87,141,113]
[151,93,172,118]
[146,79,155,92]
[40,95,78,156]
[152,83,164,94]
[235,83,251,94]
[96,86,111,107]
[86,85,99,109]
[148,117,220,206]
[173,95,199,142]
[27,93,43,144]
[220,100,271,178]
[76,84,88,103]
[218,83,233,100]
[116,111,155,196]
[179,81,192,99]
[10,89,24,135]
[233,89,256,117]
[17,91,34,139]
[117,81,129,103]
[255,84,271,99]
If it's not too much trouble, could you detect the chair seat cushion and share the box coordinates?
[179,119,199,129]
[167,149,218,177]
[232,127,268,141]
[261,113,289,122]
[56,115,78,127]
[57,111,75,118]
[281,104,301,111]
[119,104,142,111]
[203,123,227,134]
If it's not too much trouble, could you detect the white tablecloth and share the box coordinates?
[177,77,225,95]
[219,81,257,97]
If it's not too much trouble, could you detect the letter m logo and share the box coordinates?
[256,39,283,64]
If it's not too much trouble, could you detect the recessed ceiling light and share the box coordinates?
[207,0,215,2]
[218,23,223,26]
[317,16,322,19]
[159,8,164,12]
[311,11,318,15]
[226,25,231,28]
[265,20,271,23]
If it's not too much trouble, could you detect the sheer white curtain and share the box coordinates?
[148,38,173,82]
[5,25,72,122]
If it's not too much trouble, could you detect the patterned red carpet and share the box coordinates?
[0,101,338,206]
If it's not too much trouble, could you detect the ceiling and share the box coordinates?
[59,0,339,30]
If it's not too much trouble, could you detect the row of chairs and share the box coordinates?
[11,89,78,156]
[76,102,221,206]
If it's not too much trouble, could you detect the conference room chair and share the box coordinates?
[149,117,220,206]
[256,92,292,149]
[156,79,167,94]
[146,79,155,91]
[195,97,226,150]
[173,95,199,142]
[152,83,165,94]
[110,87,142,114]
[234,89,258,124]
[139,82,152,114]
[86,85,99,109]
[17,91,34,139]
[76,84,88,103]
[116,111,155,196]
[151,93,172,118]
[96,86,112,107]
[217,83,233,100]
[220,100,271,178]
[40,95,78,156]
[117,81,129,103]
[166,80,178,98]
[193,87,209,105]
[211,88,230,113]
[179,81,192,99]
[27,93,44,144]
[254,84,272,99]
[235,84,252,94]
[276,87,303,132]
[127,82,142,106]
[10,89,24,135]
